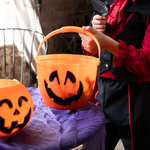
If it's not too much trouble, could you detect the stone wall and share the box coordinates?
[0,45,36,87]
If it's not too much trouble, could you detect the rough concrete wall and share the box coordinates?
[39,0,92,54]
[0,45,36,87]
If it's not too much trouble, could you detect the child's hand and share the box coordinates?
[80,26,119,56]
[92,15,107,33]
[79,33,98,54]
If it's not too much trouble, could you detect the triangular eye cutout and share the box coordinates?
[49,71,60,84]
[64,71,76,85]
[13,109,20,115]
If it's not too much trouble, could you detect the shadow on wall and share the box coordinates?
[40,0,93,55]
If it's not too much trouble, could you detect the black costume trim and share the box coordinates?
[107,0,150,17]
[99,13,147,85]
[89,0,150,85]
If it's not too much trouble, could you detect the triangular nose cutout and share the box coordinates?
[13,109,20,115]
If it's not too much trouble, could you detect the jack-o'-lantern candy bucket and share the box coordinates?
[35,26,101,110]
[0,79,33,137]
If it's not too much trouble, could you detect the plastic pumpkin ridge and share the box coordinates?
[0,79,33,137]
[35,26,101,110]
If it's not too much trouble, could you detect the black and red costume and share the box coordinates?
[82,0,150,149]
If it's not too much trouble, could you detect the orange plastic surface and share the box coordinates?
[35,26,101,110]
[0,79,33,137]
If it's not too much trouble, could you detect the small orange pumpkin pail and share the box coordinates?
[0,79,33,137]
[35,26,101,110]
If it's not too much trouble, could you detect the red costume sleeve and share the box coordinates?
[113,16,150,75]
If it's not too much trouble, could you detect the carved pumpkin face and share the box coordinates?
[44,70,83,106]
[0,79,33,137]
[36,54,98,110]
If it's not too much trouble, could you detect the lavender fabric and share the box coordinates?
[0,87,106,150]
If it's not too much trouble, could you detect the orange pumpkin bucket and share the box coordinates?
[35,26,101,110]
[0,79,33,137]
